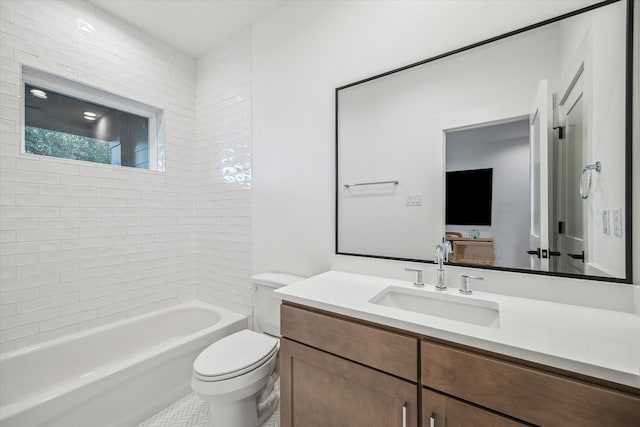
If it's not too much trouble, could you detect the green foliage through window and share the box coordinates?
[25,126,112,165]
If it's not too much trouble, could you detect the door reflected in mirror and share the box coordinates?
[336,0,631,282]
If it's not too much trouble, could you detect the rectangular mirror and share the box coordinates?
[336,0,632,282]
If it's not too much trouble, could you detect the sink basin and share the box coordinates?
[369,286,500,328]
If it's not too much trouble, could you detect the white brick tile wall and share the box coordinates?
[195,28,253,317]
[0,2,256,354]
[0,0,197,352]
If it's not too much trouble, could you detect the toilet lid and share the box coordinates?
[194,330,279,380]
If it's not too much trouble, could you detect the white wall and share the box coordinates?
[195,29,254,317]
[252,0,604,277]
[0,0,197,353]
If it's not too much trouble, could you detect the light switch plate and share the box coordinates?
[405,194,422,206]
[612,208,623,237]
[602,210,610,235]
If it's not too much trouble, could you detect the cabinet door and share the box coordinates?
[423,389,527,427]
[280,338,418,427]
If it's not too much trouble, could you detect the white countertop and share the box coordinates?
[275,270,640,388]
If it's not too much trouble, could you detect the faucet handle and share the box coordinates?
[460,275,484,295]
[405,268,424,288]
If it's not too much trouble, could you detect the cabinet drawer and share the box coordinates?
[421,341,640,426]
[281,338,418,427]
[423,389,527,427]
[281,304,418,381]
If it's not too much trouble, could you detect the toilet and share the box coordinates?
[191,273,304,427]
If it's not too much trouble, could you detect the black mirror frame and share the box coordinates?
[335,0,633,284]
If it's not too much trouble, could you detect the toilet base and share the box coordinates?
[206,374,279,427]
[209,395,257,427]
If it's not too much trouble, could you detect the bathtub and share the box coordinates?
[0,300,247,427]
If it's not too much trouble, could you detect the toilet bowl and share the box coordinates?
[191,330,279,426]
[191,273,304,427]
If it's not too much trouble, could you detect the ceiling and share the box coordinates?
[87,0,287,58]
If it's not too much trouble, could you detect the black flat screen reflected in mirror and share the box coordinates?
[446,169,493,226]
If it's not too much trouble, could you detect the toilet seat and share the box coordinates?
[193,330,279,382]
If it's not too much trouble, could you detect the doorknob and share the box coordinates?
[568,251,585,261]
[527,248,541,258]
[549,251,561,257]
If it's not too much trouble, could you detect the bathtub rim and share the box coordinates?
[0,300,248,423]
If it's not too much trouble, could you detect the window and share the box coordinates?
[22,67,163,171]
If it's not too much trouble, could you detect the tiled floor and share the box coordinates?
[137,391,280,427]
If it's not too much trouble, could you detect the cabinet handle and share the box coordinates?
[430,412,435,427]
[402,402,407,427]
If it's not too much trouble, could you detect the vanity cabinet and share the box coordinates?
[280,303,640,427]
[421,341,640,426]
[280,304,419,427]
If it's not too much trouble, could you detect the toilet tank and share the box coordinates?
[252,272,304,336]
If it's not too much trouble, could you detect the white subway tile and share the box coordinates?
[95,244,141,257]
[143,289,177,305]
[96,217,140,227]
[15,194,79,207]
[97,298,142,317]
[79,198,127,208]
[0,288,40,305]
[59,237,112,250]
[0,168,60,184]
[0,206,60,218]
[60,207,113,217]
[78,227,127,238]
[0,323,39,343]
[60,266,112,283]
[0,303,17,318]
[79,255,128,269]
[0,240,60,255]
[16,293,78,314]
[0,230,16,243]
[0,307,59,330]
[97,270,142,287]
[39,280,98,298]
[128,301,165,317]
[16,158,79,176]
[39,218,96,229]
[1,181,39,194]
[17,229,79,242]
[60,296,112,316]
[79,283,128,300]
[0,253,37,267]
[38,183,96,197]
[38,248,97,263]
[16,260,78,278]
[39,310,96,332]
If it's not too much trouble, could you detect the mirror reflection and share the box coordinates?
[337,0,630,280]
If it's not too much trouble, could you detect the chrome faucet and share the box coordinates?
[434,244,447,291]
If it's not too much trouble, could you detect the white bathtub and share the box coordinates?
[0,301,247,427]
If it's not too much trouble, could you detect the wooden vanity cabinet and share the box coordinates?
[421,340,640,426]
[280,304,419,427]
[280,303,640,427]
